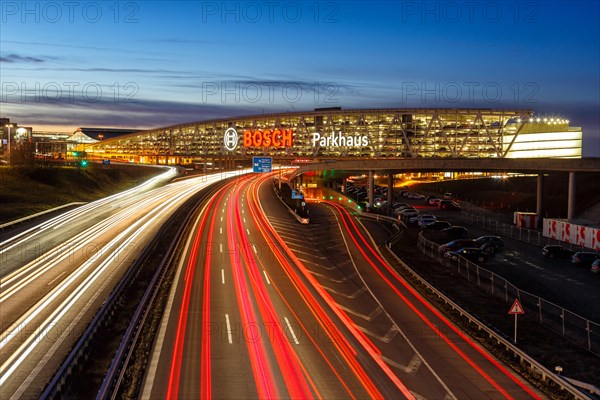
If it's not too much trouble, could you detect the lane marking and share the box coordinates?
[246,228,250,236]
[219,243,223,253]
[252,245,258,254]
[284,317,299,344]
[263,270,271,285]
[221,269,225,285]
[243,218,246,223]
[221,216,223,222]
[46,271,67,287]
[220,227,222,234]
[225,314,233,344]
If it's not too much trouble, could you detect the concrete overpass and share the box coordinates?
[288,157,600,221]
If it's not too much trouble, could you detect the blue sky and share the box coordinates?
[1,0,599,156]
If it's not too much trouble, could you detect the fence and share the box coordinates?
[462,211,594,252]
[417,233,600,356]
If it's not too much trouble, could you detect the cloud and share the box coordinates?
[0,53,51,63]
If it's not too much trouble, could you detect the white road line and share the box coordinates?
[252,245,258,254]
[243,218,246,223]
[220,227,223,234]
[220,243,223,253]
[222,208,225,213]
[46,271,67,287]
[221,216,223,222]
[225,314,233,344]
[246,228,250,235]
[221,269,225,285]
[263,270,271,285]
[284,317,299,344]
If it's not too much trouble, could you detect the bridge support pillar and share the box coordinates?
[368,171,374,210]
[387,173,394,215]
[536,174,543,227]
[568,172,576,221]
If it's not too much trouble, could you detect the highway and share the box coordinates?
[143,172,545,399]
[0,169,248,399]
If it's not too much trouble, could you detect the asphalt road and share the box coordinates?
[394,197,600,322]
[0,169,246,399]
[143,174,544,399]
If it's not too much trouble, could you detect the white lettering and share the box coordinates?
[310,131,369,148]
[311,132,321,146]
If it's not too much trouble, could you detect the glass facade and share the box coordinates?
[83,108,582,163]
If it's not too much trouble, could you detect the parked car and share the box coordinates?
[439,200,461,210]
[441,226,468,240]
[571,252,600,267]
[399,209,420,220]
[418,217,438,228]
[475,236,504,251]
[407,192,425,200]
[392,202,409,209]
[438,239,478,257]
[445,247,490,263]
[542,245,574,259]
[422,220,452,230]
[591,259,600,274]
[394,206,415,216]
[443,192,454,200]
[409,214,436,225]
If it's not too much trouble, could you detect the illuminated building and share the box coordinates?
[82,108,582,164]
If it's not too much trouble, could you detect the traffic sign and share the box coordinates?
[508,298,524,343]
[252,156,272,173]
[508,299,524,315]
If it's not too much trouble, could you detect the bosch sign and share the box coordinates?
[244,129,293,148]
[224,127,294,150]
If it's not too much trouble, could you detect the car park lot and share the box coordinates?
[395,191,600,322]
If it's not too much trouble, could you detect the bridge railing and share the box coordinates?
[416,232,600,357]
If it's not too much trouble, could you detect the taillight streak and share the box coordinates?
[247,177,410,399]
[329,203,542,400]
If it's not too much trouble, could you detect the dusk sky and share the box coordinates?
[1,1,599,156]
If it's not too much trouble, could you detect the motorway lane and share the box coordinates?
[144,173,413,399]
[0,170,247,399]
[323,202,544,399]
[0,168,177,279]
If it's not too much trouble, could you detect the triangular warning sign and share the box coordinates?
[508,299,525,315]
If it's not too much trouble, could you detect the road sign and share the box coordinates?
[252,156,272,173]
[508,299,524,315]
[508,298,524,343]
[291,189,304,200]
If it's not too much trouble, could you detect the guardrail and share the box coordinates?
[0,202,86,230]
[40,185,216,399]
[385,241,593,400]
[96,190,203,399]
[40,222,163,399]
[416,233,599,357]
[273,183,310,224]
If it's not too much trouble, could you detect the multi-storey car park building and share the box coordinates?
[82,108,583,165]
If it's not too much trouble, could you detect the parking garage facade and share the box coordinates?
[82,108,583,165]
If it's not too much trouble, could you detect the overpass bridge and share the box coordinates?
[79,107,593,219]
[288,158,600,221]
